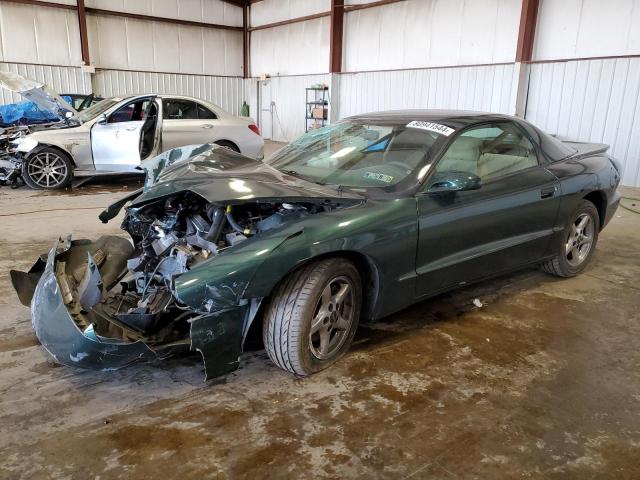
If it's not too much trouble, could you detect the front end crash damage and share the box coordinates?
[11,148,363,379]
[11,235,261,378]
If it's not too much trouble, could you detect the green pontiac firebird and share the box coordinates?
[11,110,621,379]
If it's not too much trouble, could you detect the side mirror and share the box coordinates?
[427,171,481,194]
[97,114,107,125]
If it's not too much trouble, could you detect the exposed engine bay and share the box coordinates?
[0,125,29,186]
[68,192,328,347]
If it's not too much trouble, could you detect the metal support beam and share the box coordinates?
[85,8,243,31]
[515,0,540,63]
[243,3,250,78]
[0,0,243,32]
[344,0,406,12]
[248,11,330,32]
[514,0,540,117]
[76,0,90,66]
[0,0,75,10]
[329,0,344,73]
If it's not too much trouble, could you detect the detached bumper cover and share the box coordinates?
[30,241,155,370]
[13,236,250,378]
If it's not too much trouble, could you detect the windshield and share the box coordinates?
[76,97,124,122]
[267,121,445,192]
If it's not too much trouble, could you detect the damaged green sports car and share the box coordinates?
[11,111,621,380]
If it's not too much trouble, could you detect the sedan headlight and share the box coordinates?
[11,136,38,153]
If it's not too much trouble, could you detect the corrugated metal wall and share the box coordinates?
[526,57,640,187]
[247,74,330,143]
[86,15,243,76]
[94,69,247,116]
[338,64,519,118]
[534,0,640,61]
[343,0,520,71]
[0,2,82,66]
[250,0,330,76]
[0,62,91,104]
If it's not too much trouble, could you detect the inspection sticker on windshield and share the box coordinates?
[406,121,455,136]
[364,172,394,183]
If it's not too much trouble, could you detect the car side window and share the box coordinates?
[109,99,150,123]
[435,122,538,182]
[197,103,217,119]
[163,99,199,120]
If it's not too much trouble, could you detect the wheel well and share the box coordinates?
[214,140,240,153]
[29,144,76,167]
[241,251,381,351]
[583,190,606,230]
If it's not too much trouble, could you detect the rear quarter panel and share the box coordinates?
[545,154,619,236]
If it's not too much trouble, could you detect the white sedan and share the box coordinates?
[0,72,263,189]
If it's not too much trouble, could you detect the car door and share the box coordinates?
[415,121,560,297]
[161,98,219,151]
[91,97,159,172]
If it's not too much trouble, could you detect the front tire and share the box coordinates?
[22,148,73,190]
[263,258,362,376]
[541,200,600,277]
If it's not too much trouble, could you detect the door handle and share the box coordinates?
[125,125,137,131]
[540,186,556,199]
[201,124,214,129]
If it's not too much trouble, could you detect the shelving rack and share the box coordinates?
[305,86,329,132]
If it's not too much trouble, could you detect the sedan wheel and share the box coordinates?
[541,200,600,277]
[263,258,362,376]
[22,148,73,190]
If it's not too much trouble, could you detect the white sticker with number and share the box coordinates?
[406,121,455,136]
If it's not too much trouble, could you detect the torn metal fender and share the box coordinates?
[189,304,251,380]
[29,238,155,370]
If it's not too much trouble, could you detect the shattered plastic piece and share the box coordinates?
[30,240,156,370]
[473,298,483,308]
[77,252,103,310]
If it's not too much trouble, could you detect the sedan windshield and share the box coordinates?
[267,121,445,192]
[75,97,125,123]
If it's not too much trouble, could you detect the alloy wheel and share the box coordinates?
[27,152,68,188]
[309,275,355,360]
[566,213,595,267]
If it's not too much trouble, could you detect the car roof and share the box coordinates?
[345,109,519,126]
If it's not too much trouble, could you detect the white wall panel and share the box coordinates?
[250,74,330,142]
[337,64,518,119]
[251,18,330,76]
[87,14,243,76]
[251,0,330,26]
[344,0,520,72]
[0,62,91,104]
[94,70,247,116]
[0,3,82,66]
[85,0,242,26]
[534,0,640,61]
[526,58,640,187]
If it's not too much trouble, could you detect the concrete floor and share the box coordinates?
[1,147,639,478]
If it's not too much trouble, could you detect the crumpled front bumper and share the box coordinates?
[26,239,155,370]
[13,236,252,379]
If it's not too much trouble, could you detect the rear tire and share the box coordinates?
[263,258,362,376]
[22,148,73,190]
[214,140,240,153]
[541,200,599,277]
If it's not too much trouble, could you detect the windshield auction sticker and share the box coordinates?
[406,121,455,136]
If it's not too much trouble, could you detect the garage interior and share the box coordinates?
[1,0,640,478]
